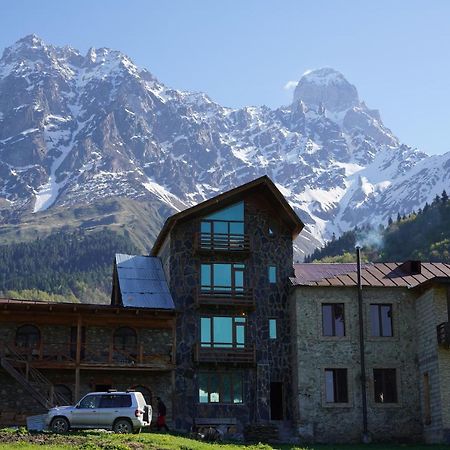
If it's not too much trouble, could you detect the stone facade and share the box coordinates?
[158,192,295,433]
[0,315,174,423]
[291,284,450,443]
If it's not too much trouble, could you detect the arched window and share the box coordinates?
[130,385,152,405]
[113,327,137,352]
[54,384,72,405]
[15,325,40,349]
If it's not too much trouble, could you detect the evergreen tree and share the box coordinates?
[442,190,449,203]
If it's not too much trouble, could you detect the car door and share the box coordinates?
[70,394,101,427]
[98,394,133,427]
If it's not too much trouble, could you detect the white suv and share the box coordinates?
[46,391,152,433]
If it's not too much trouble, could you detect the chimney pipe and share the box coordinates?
[356,246,369,441]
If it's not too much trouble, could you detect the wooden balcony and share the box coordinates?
[195,287,255,310]
[194,232,250,255]
[437,322,450,347]
[3,342,174,370]
[194,343,256,365]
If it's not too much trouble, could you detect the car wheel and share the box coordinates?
[113,419,132,434]
[50,417,70,433]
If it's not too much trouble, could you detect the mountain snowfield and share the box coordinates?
[0,35,449,256]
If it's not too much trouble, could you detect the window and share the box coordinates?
[198,372,243,404]
[324,368,348,403]
[200,202,245,249]
[201,263,245,293]
[268,266,277,283]
[201,316,246,348]
[370,304,393,337]
[15,325,40,349]
[373,369,398,403]
[113,327,137,353]
[78,394,101,409]
[269,319,277,339]
[268,219,276,237]
[322,304,345,337]
[99,394,132,408]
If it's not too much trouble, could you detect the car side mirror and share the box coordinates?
[76,404,80,409]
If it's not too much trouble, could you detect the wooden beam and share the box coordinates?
[75,367,80,402]
[75,315,82,365]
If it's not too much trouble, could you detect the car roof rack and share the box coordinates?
[108,389,118,392]
[126,389,135,392]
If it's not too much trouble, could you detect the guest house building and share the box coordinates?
[1,175,450,444]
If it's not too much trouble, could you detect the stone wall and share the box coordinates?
[291,285,422,443]
[164,192,295,432]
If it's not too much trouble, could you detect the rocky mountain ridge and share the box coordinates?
[0,35,449,256]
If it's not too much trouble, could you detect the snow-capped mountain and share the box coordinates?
[0,35,449,256]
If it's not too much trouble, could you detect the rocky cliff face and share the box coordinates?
[0,35,449,256]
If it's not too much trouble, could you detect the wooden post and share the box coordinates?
[75,367,80,402]
[139,342,143,364]
[75,315,82,364]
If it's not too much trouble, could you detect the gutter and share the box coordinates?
[356,247,369,442]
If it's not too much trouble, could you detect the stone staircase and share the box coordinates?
[0,343,67,410]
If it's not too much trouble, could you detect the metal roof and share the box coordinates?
[291,262,450,288]
[115,254,175,309]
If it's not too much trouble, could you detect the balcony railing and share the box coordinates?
[437,322,450,347]
[194,232,250,254]
[195,286,255,309]
[4,342,174,368]
[194,343,256,364]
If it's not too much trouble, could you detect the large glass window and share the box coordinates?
[201,316,246,348]
[370,304,393,337]
[200,202,245,250]
[322,303,345,337]
[198,372,243,404]
[373,368,398,403]
[325,368,348,403]
[201,263,245,292]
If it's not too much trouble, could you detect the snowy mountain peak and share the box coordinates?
[0,37,449,258]
[293,67,359,112]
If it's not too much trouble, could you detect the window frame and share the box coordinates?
[321,303,346,337]
[200,262,246,293]
[15,324,41,349]
[198,371,244,404]
[268,265,277,284]
[113,326,138,352]
[370,303,394,337]
[200,315,247,348]
[373,368,399,405]
[324,368,349,404]
[269,318,277,340]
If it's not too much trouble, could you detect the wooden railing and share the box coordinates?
[194,232,250,253]
[194,343,256,364]
[195,286,254,309]
[437,322,450,347]
[4,342,173,368]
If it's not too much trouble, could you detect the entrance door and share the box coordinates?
[270,382,283,420]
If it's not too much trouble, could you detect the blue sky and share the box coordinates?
[1,0,449,155]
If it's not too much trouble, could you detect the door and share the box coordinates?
[70,393,101,427]
[270,382,283,420]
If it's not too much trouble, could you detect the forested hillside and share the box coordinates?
[306,191,450,263]
[0,229,138,303]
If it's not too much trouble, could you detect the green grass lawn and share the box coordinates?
[1,428,450,450]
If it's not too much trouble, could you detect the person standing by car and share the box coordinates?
[156,397,169,432]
